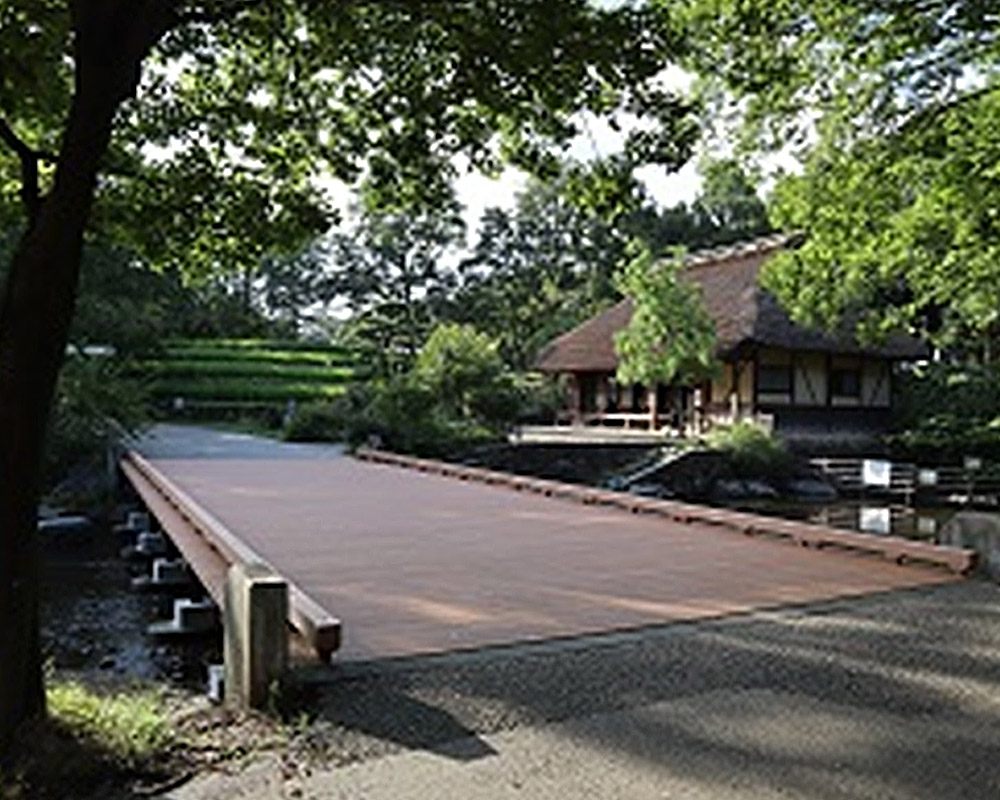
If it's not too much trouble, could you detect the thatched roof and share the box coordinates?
[534,234,928,373]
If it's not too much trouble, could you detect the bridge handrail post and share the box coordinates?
[224,562,288,710]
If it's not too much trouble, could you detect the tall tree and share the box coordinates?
[330,197,466,374]
[455,157,768,369]
[0,0,694,745]
[678,0,1000,350]
[613,245,717,389]
[456,174,640,369]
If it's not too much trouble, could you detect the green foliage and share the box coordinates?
[889,362,1000,459]
[286,325,523,453]
[613,245,718,387]
[452,159,770,371]
[164,342,352,364]
[329,201,465,375]
[283,401,347,443]
[767,91,1000,351]
[45,356,147,489]
[147,360,354,383]
[680,0,1000,352]
[3,0,693,280]
[45,681,171,766]
[454,176,629,369]
[704,420,791,478]
[414,324,519,426]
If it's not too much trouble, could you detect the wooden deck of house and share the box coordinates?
[124,428,973,663]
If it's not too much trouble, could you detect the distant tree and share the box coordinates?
[456,157,768,371]
[330,199,466,374]
[631,157,771,254]
[456,176,635,369]
[414,323,519,427]
[613,245,717,389]
[258,245,338,339]
[692,158,770,244]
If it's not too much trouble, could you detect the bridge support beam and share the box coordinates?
[224,562,288,710]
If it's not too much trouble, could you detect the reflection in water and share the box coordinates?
[39,522,220,684]
[724,498,1000,579]
[723,498,957,541]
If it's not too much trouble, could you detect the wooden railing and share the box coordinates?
[120,450,342,660]
[356,448,977,575]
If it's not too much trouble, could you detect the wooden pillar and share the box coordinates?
[596,375,608,414]
[569,374,583,424]
[224,563,288,710]
[648,384,658,429]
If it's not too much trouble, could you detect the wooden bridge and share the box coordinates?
[120,425,976,676]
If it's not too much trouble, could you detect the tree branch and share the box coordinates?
[174,0,261,26]
[0,117,43,224]
[896,82,1000,139]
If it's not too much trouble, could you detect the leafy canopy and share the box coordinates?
[2,0,696,277]
[613,245,717,387]
[677,0,1000,350]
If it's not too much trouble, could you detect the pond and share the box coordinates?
[39,518,220,686]
[721,496,1000,580]
[721,497,957,540]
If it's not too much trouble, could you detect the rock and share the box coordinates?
[939,512,1000,581]
[743,480,780,499]
[37,515,93,547]
[628,482,664,498]
[712,479,780,501]
[786,478,839,501]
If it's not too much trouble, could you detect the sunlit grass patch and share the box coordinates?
[1,681,178,800]
[46,681,173,765]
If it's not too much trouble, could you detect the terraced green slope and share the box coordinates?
[144,339,360,410]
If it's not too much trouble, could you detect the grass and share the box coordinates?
[1,681,177,800]
[150,377,349,402]
[140,338,361,411]
[163,344,354,367]
[46,681,172,764]
[163,337,346,352]
[146,360,356,382]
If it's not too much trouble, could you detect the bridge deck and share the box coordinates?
[136,428,960,662]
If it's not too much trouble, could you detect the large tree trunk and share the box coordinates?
[0,2,171,751]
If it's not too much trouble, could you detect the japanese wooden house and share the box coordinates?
[533,234,928,440]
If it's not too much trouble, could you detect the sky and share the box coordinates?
[453,110,704,235]
[322,62,705,237]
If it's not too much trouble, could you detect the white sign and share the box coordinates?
[964,456,983,472]
[859,506,892,535]
[917,469,938,486]
[862,459,892,488]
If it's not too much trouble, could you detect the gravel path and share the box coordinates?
[172,580,1000,799]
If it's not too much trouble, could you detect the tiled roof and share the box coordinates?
[534,233,928,372]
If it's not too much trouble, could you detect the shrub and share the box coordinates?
[705,420,792,478]
[283,401,346,442]
[414,323,516,427]
[891,361,1000,460]
[45,356,148,491]
[284,325,528,455]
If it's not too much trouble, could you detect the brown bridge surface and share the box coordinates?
[132,426,967,663]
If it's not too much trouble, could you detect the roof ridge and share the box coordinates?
[674,231,802,271]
